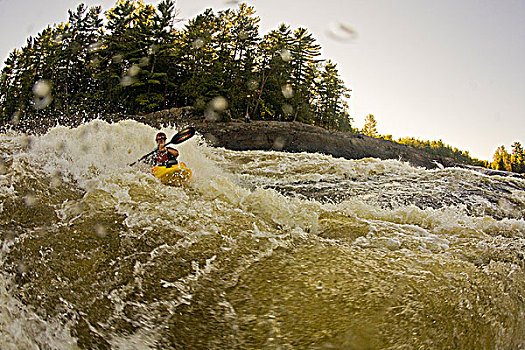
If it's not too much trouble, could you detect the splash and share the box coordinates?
[0,119,524,349]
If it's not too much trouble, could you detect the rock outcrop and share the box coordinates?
[128,107,463,170]
[191,120,458,170]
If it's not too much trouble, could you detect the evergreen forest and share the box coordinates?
[0,0,351,131]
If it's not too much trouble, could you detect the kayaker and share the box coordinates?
[153,132,179,166]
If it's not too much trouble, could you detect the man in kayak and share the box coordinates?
[153,132,179,166]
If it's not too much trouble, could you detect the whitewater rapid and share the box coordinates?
[0,120,524,349]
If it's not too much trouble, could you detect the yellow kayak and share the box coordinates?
[151,162,192,186]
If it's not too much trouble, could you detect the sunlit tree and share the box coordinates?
[362,114,378,137]
[54,4,103,119]
[176,8,223,111]
[492,145,512,172]
[0,50,23,123]
[218,4,261,118]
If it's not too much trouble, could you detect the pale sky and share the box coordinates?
[1,0,524,161]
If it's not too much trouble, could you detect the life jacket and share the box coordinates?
[154,146,178,166]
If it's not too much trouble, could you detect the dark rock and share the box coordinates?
[192,120,458,170]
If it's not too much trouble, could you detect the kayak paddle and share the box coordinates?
[129,126,195,166]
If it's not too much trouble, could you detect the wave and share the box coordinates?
[0,119,524,349]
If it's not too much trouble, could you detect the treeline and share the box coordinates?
[0,0,352,131]
[359,114,487,166]
[359,113,525,171]
[396,137,488,167]
[398,138,525,174]
[491,142,525,173]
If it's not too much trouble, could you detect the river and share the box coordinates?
[1,119,524,349]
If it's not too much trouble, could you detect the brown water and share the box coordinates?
[1,120,524,349]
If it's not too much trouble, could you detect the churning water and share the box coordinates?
[0,119,524,349]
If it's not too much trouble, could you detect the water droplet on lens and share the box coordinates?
[33,80,53,109]
[23,194,37,207]
[50,170,62,188]
[139,57,150,67]
[112,54,123,64]
[327,22,358,42]
[204,133,218,145]
[279,48,291,62]
[78,127,88,139]
[94,224,107,238]
[281,84,294,99]
[72,202,85,215]
[33,80,51,98]
[210,96,228,111]
[247,79,259,90]
[205,110,219,122]
[0,159,6,175]
[205,96,228,121]
[120,65,140,86]
[34,95,53,110]
[103,141,112,154]
[273,136,287,150]
[88,41,102,53]
[19,134,32,150]
[16,261,27,275]
[283,104,293,116]
[11,111,20,126]
[192,38,204,49]
[127,65,140,77]
[56,140,66,153]
[120,76,136,87]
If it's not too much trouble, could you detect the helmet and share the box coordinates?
[156,132,167,141]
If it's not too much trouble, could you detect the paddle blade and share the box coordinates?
[170,126,195,144]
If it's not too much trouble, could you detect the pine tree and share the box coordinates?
[362,114,378,137]
[289,27,321,122]
[217,4,261,118]
[177,9,223,111]
[510,141,525,173]
[131,0,180,112]
[492,145,512,171]
[314,60,352,130]
[0,50,22,123]
[255,24,294,120]
[97,0,141,114]
[52,4,103,121]
[1,37,40,128]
